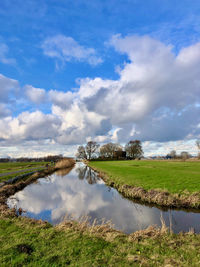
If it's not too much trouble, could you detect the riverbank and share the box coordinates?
[88,160,200,209]
[1,160,200,265]
[1,216,200,266]
[0,158,75,217]
[0,162,48,183]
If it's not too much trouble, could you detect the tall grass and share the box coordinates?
[55,158,75,169]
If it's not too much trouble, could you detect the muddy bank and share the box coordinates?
[0,158,75,217]
[89,164,200,210]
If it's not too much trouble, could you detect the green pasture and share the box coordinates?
[0,162,47,173]
[0,162,48,182]
[89,160,200,194]
[0,217,200,266]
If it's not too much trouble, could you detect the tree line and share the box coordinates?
[76,140,143,160]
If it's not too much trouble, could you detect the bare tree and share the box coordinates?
[100,143,122,158]
[86,141,100,160]
[125,140,143,159]
[169,150,176,159]
[180,151,190,161]
[76,141,99,160]
[76,145,87,160]
[196,140,200,159]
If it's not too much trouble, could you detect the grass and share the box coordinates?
[0,162,48,174]
[0,162,49,182]
[89,160,200,194]
[1,160,200,265]
[0,170,41,183]
[0,217,200,266]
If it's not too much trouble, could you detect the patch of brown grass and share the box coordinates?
[56,215,124,241]
[55,158,75,169]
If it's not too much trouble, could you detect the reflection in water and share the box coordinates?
[7,163,200,234]
[55,167,74,177]
[76,165,100,184]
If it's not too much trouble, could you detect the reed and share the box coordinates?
[55,158,75,169]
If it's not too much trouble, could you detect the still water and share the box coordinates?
[7,163,200,234]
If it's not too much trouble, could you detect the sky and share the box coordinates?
[0,0,200,158]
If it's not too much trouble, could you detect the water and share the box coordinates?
[7,163,200,234]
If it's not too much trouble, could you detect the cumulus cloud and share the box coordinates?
[41,34,103,67]
[0,74,19,103]
[0,74,19,118]
[25,85,46,104]
[0,111,61,142]
[0,103,11,118]
[49,90,74,109]
[0,43,16,65]
[79,34,200,142]
[52,101,112,145]
[1,34,200,157]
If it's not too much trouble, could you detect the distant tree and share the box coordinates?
[125,140,143,159]
[180,151,190,161]
[76,141,100,160]
[100,143,122,158]
[169,150,176,159]
[196,140,200,159]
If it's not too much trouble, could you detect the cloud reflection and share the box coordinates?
[7,163,200,233]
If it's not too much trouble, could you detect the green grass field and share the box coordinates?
[1,160,200,265]
[0,217,200,266]
[0,162,47,173]
[0,162,48,182]
[89,160,200,194]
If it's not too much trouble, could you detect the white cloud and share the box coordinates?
[0,35,200,156]
[79,34,200,142]
[0,103,11,118]
[0,74,19,103]
[25,85,46,104]
[0,43,16,65]
[49,90,74,109]
[0,111,61,142]
[41,34,102,67]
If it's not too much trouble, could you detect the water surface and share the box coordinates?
[7,163,200,234]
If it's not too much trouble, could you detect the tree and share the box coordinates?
[76,145,87,160]
[100,143,122,159]
[169,150,176,159]
[125,140,143,159]
[86,141,100,160]
[180,151,190,161]
[196,140,200,159]
[76,141,99,160]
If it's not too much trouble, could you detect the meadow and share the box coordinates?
[1,159,200,266]
[89,160,200,194]
[0,217,200,266]
[0,162,48,183]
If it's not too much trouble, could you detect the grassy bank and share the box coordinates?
[1,159,200,266]
[1,216,200,266]
[0,159,76,183]
[0,162,49,183]
[0,158,75,218]
[89,160,200,209]
[0,162,48,174]
[0,170,42,183]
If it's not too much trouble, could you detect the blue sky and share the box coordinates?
[0,0,200,157]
